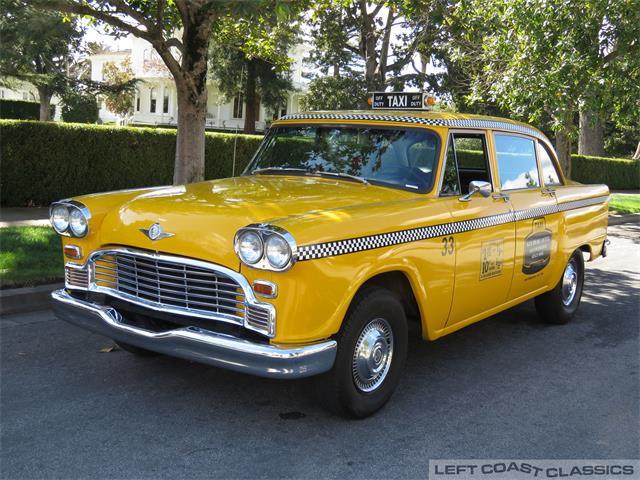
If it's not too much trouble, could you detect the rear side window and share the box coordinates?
[537,142,562,186]
[494,134,540,190]
[440,133,491,195]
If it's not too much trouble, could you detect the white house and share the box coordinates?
[90,36,308,131]
[0,80,63,120]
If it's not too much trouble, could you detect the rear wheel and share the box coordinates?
[535,250,585,324]
[318,287,408,418]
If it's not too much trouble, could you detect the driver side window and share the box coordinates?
[440,133,491,196]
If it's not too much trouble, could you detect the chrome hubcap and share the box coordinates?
[562,259,578,306]
[352,318,394,392]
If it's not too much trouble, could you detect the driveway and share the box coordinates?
[1,223,638,479]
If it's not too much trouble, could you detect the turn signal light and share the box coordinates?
[253,281,277,298]
[424,95,436,107]
[64,245,82,260]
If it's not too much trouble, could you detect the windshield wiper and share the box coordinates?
[252,167,309,175]
[313,170,368,185]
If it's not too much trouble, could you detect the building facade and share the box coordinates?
[90,37,307,131]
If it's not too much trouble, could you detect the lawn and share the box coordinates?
[0,227,64,289]
[609,194,640,214]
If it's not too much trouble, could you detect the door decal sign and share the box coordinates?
[523,218,552,274]
[480,239,504,280]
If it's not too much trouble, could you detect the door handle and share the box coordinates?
[541,187,556,196]
[492,192,510,202]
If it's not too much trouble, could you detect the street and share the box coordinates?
[1,223,638,479]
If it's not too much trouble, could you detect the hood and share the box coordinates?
[96,175,416,268]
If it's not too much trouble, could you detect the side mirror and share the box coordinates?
[459,180,492,202]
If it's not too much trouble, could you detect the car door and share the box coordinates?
[440,131,516,328]
[492,132,561,301]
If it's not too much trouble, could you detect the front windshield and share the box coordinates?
[244,125,440,192]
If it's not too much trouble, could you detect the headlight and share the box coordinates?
[234,225,297,271]
[49,201,91,237]
[237,230,263,264]
[69,208,88,237]
[50,204,69,234]
[265,234,291,269]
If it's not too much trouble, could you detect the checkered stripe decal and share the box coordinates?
[296,195,608,261]
[279,113,547,142]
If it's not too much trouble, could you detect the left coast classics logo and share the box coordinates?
[140,223,174,241]
[523,218,552,274]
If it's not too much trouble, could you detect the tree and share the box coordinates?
[209,8,302,133]
[102,57,135,119]
[40,0,292,185]
[306,0,434,93]
[300,75,368,110]
[0,0,84,121]
[444,0,640,174]
[61,93,99,123]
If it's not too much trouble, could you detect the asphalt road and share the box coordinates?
[2,223,638,479]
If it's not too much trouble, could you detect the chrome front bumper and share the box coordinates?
[51,289,337,379]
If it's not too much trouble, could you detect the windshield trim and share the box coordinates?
[242,123,442,194]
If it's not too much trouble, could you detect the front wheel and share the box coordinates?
[535,249,585,324]
[317,287,408,418]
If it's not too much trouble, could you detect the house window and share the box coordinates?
[150,88,157,113]
[232,94,243,119]
[0,89,4,99]
[163,89,169,113]
[143,49,150,60]
[22,92,28,100]
[135,92,140,112]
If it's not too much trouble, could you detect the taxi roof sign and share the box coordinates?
[371,92,434,110]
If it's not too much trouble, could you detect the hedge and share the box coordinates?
[0,120,263,206]
[570,155,639,190]
[0,99,55,120]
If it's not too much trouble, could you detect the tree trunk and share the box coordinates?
[578,109,605,156]
[174,85,207,185]
[555,128,572,179]
[37,86,52,121]
[243,60,257,134]
[633,141,640,160]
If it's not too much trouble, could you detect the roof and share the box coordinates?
[277,110,549,143]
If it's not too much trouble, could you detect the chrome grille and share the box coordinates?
[64,249,275,337]
[93,253,246,321]
[65,265,89,289]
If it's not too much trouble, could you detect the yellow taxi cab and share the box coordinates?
[49,92,609,417]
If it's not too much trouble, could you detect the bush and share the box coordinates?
[61,94,99,123]
[0,120,263,206]
[0,99,55,120]
[571,155,639,190]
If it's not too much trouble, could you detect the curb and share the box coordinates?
[0,283,64,316]
[609,213,640,226]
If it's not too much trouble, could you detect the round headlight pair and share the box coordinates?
[49,202,90,237]
[235,227,295,271]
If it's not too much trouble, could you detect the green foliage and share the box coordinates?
[0,226,63,288]
[209,6,303,127]
[300,75,368,110]
[571,155,640,190]
[61,94,99,123]
[0,100,54,120]
[609,194,640,214]
[0,0,84,119]
[0,120,263,206]
[101,57,135,117]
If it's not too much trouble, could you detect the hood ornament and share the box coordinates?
[140,223,174,241]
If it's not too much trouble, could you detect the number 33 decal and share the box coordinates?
[442,236,455,256]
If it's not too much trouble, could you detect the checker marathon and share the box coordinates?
[49,96,610,417]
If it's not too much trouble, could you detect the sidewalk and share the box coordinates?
[0,207,50,228]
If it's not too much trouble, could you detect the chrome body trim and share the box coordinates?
[51,289,337,379]
[64,247,276,337]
